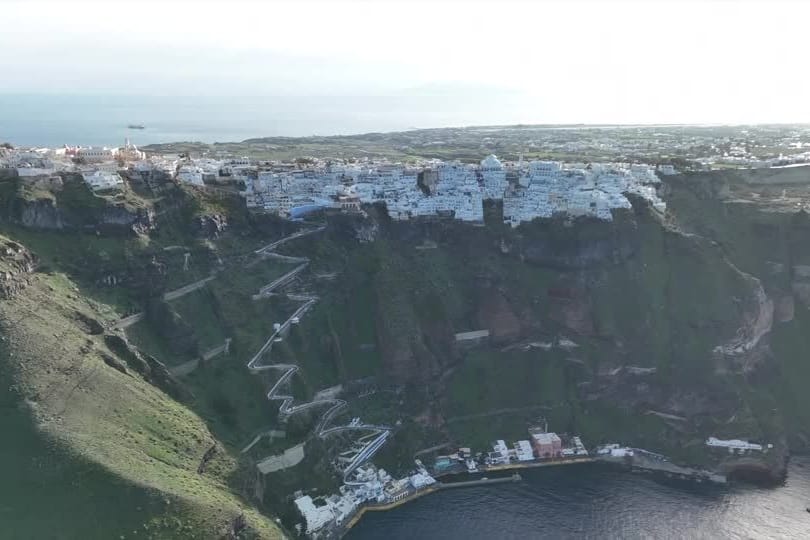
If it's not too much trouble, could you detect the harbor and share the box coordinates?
[345,456,810,540]
[340,473,522,534]
[290,419,766,538]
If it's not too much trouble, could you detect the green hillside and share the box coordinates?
[2,166,810,537]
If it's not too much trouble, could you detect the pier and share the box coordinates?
[432,455,595,480]
[341,473,522,534]
[597,450,726,484]
[437,473,522,490]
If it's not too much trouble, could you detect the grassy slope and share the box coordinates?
[0,270,282,538]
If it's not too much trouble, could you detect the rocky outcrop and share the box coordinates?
[100,205,156,234]
[194,213,228,238]
[6,172,156,235]
[0,238,37,299]
[719,449,789,484]
[17,198,65,229]
[11,195,156,234]
[713,269,774,373]
[514,213,640,270]
[103,333,188,400]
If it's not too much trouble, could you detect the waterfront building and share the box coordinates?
[294,495,335,534]
[491,440,510,464]
[572,436,589,456]
[434,456,454,472]
[531,432,562,459]
[595,443,634,457]
[705,437,767,454]
[514,440,535,462]
[409,471,436,489]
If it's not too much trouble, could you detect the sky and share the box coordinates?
[1,0,810,124]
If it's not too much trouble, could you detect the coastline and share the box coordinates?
[339,474,523,536]
[339,453,728,538]
[339,457,596,537]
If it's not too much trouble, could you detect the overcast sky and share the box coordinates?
[2,0,809,124]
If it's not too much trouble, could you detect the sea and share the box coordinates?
[346,457,810,540]
[0,93,535,148]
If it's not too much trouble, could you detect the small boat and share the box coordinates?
[127,124,145,130]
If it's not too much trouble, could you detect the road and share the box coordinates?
[241,226,392,477]
[163,274,217,301]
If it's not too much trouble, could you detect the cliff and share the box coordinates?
[3,172,155,234]
[2,166,808,536]
[285,182,808,481]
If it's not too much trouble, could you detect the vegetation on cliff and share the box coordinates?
[2,166,809,537]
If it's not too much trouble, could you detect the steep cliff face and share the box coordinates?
[663,171,810,454]
[295,190,803,473]
[16,197,67,229]
[1,165,806,515]
[5,173,156,234]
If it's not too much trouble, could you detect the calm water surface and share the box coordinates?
[0,93,532,147]
[347,458,810,540]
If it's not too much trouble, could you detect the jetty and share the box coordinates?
[597,449,726,483]
[437,473,522,490]
[432,455,595,480]
[341,473,521,534]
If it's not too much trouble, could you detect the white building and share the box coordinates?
[657,164,677,175]
[480,154,507,200]
[514,440,535,462]
[294,495,335,534]
[82,170,124,191]
[117,139,145,162]
[238,156,665,226]
[491,440,510,464]
[77,147,116,163]
[17,166,56,177]
[176,165,204,186]
[705,437,766,454]
[409,471,436,489]
[596,443,633,458]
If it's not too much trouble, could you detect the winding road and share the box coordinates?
[243,226,392,479]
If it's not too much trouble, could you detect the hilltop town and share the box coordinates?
[2,138,670,225]
[6,123,810,227]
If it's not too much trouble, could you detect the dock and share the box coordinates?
[437,473,522,490]
[341,473,522,533]
[433,455,595,480]
[597,451,726,483]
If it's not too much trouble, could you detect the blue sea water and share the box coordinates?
[0,93,532,148]
[346,458,810,540]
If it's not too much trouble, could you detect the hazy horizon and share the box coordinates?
[4,0,810,127]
